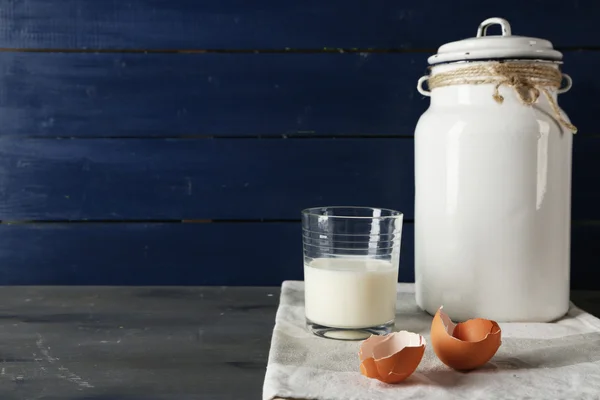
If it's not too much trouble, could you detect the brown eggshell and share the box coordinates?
[430,307,502,371]
[359,357,379,379]
[358,331,426,384]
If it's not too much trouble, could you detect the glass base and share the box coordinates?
[306,319,394,341]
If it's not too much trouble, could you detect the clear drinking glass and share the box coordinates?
[302,206,403,340]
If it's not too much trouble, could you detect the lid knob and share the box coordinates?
[428,17,562,65]
[476,17,512,37]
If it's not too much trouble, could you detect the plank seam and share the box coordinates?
[0,219,417,224]
[13,135,419,140]
[0,47,597,54]
[0,48,435,54]
[1,219,596,224]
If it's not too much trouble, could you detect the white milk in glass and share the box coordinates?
[304,257,398,329]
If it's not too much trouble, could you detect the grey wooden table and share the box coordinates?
[0,287,598,400]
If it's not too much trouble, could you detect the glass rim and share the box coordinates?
[301,206,404,220]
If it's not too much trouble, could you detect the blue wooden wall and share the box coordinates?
[0,0,598,288]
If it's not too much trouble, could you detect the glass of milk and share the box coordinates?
[302,207,403,340]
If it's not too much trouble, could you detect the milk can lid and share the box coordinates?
[428,17,563,65]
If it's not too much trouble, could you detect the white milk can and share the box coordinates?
[414,18,576,322]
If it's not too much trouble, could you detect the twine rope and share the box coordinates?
[427,63,577,133]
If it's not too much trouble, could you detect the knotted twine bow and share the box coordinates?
[427,62,577,133]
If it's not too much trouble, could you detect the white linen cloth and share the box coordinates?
[263,281,600,400]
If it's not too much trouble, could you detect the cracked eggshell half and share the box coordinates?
[430,306,502,371]
[359,331,426,384]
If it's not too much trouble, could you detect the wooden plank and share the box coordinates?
[0,137,600,221]
[0,52,595,138]
[0,137,597,221]
[0,286,281,399]
[0,0,598,49]
[571,223,600,291]
[0,221,596,287]
[571,290,600,317]
[0,52,426,137]
[573,137,600,220]
[0,136,600,221]
[561,51,600,136]
[0,138,415,220]
[0,222,416,285]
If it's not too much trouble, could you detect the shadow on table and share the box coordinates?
[493,332,600,369]
[404,332,600,389]
[275,330,600,377]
